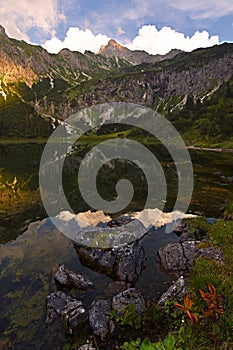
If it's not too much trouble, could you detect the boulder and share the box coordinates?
[62,297,88,334]
[157,241,224,272]
[74,241,146,283]
[45,291,67,325]
[54,264,94,290]
[158,276,186,306]
[112,288,146,316]
[157,241,197,272]
[88,300,115,340]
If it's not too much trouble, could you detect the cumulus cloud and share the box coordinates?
[43,27,110,54]
[126,25,219,55]
[0,0,64,41]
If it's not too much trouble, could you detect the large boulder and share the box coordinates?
[157,241,224,272]
[74,241,146,283]
[88,299,115,340]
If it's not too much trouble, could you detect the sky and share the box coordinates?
[0,0,232,55]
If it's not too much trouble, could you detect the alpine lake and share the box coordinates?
[0,137,233,349]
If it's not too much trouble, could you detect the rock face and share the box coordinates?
[98,39,181,65]
[88,300,115,340]
[112,288,146,316]
[74,240,146,283]
[54,264,94,290]
[158,276,186,306]
[157,241,224,272]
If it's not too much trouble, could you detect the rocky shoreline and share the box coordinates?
[45,214,224,349]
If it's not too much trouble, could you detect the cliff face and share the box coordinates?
[73,43,233,110]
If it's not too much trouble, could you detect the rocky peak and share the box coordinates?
[98,38,181,65]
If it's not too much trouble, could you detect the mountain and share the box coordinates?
[0,23,233,144]
[98,39,181,65]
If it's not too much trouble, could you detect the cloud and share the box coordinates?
[168,0,233,19]
[0,0,64,41]
[43,27,110,54]
[126,25,219,55]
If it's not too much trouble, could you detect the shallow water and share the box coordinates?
[0,142,233,349]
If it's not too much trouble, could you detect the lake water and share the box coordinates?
[0,141,233,349]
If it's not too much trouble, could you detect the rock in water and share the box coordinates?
[54,264,94,289]
[112,288,146,316]
[158,276,186,306]
[74,241,146,283]
[88,300,115,340]
[113,242,146,282]
[62,297,88,334]
[45,291,67,325]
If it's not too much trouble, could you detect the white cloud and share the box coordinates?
[0,0,64,41]
[43,27,110,54]
[126,25,219,55]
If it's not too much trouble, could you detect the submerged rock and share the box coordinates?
[88,299,115,340]
[62,297,88,334]
[112,288,146,316]
[158,276,186,306]
[74,241,146,283]
[54,264,94,290]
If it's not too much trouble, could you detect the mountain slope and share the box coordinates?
[0,24,233,143]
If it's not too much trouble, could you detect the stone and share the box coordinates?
[173,222,190,235]
[158,276,186,306]
[179,231,196,243]
[88,300,115,340]
[74,241,146,283]
[112,288,146,316]
[157,240,224,272]
[62,297,88,334]
[45,291,67,325]
[106,281,128,296]
[113,242,146,282]
[78,345,96,350]
[157,241,197,272]
[54,264,94,290]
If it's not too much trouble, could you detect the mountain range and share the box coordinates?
[0,24,233,143]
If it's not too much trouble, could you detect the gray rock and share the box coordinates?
[157,241,197,272]
[45,291,67,325]
[157,241,224,272]
[113,242,146,282]
[74,241,146,282]
[173,222,190,235]
[197,246,224,262]
[54,264,94,290]
[112,288,146,316]
[78,345,96,350]
[179,231,196,243]
[158,276,186,306]
[62,297,88,334]
[88,300,115,340]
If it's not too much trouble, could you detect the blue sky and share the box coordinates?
[0,0,232,54]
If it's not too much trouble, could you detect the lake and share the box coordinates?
[0,141,233,349]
